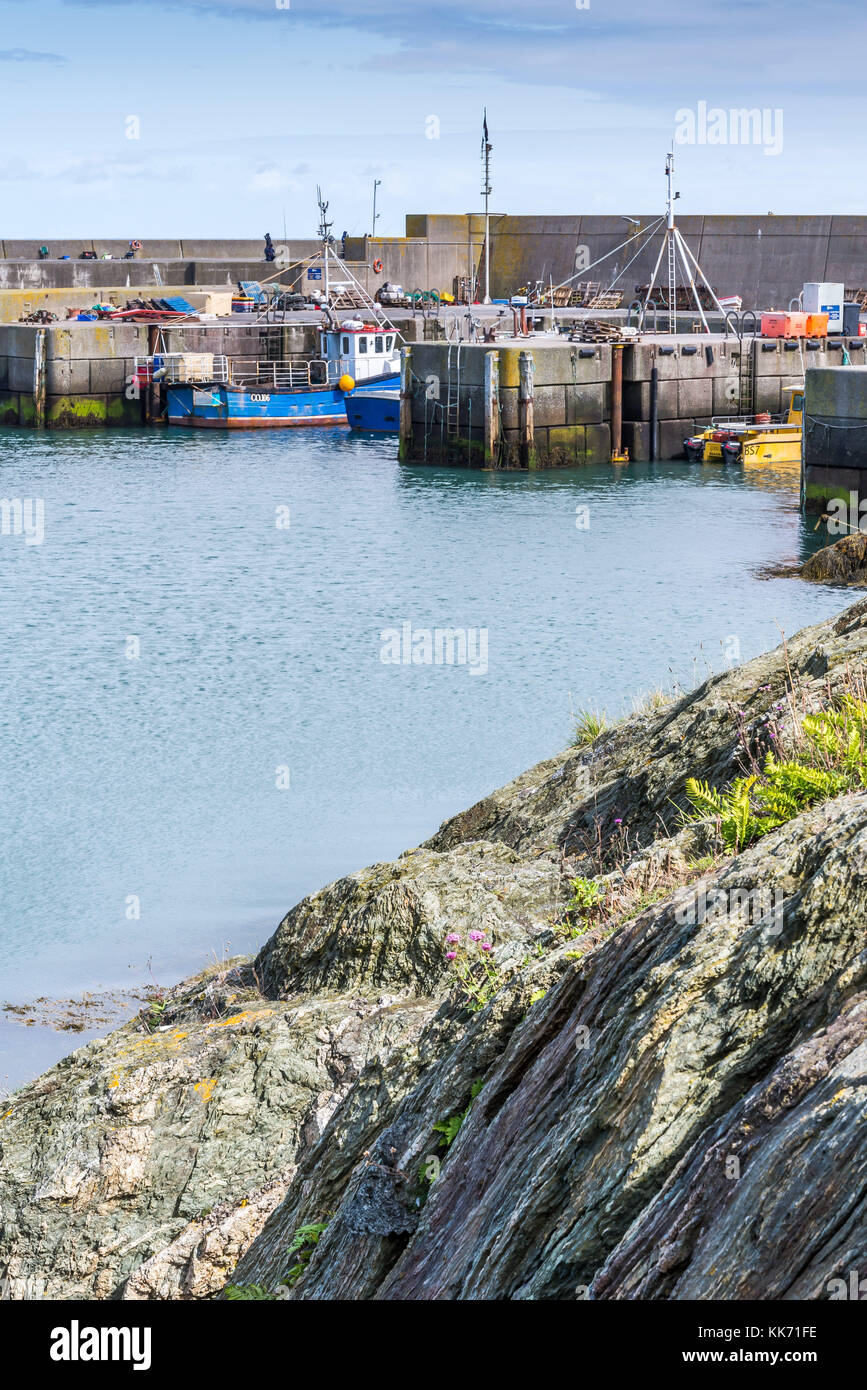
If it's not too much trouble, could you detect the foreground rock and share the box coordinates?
[2,600,867,1299]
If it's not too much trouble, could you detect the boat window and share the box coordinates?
[792,393,803,410]
[358,337,368,354]
[375,336,384,353]
[342,336,349,353]
[386,335,393,351]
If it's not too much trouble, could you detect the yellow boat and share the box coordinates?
[684,386,803,467]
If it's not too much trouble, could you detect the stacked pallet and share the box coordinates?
[330,287,367,310]
[634,284,720,311]
[587,289,624,309]
[533,282,624,309]
[570,318,632,343]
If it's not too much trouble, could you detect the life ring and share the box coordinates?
[372,258,383,274]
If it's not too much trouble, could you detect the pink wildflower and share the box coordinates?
[445,951,457,961]
[469,931,483,941]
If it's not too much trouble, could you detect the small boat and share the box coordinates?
[344,388,400,432]
[684,386,803,467]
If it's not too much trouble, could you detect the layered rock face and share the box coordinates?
[2,601,867,1300]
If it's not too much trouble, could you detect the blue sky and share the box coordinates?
[0,0,864,235]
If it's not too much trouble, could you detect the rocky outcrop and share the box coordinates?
[802,531,867,586]
[2,600,867,1300]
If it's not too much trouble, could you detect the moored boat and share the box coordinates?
[158,321,401,428]
[344,387,400,432]
[138,193,403,430]
[684,386,804,467]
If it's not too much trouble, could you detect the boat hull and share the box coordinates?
[166,374,399,429]
[344,389,400,432]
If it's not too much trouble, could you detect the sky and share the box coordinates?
[0,0,865,236]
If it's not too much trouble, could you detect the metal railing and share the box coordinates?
[227,358,329,389]
[133,354,330,390]
[134,354,230,384]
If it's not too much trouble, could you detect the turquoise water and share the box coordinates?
[0,427,846,1085]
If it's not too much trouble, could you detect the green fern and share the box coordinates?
[285,1220,329,1286]
[684,775,759,851]
[224,1283,275,1301]
[433,1080,485,1150]
[684,697,867,851]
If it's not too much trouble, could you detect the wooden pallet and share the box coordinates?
[570,318,629,343]
[330,288,367,310]
[587,290,624,309]
[634,284,720,310]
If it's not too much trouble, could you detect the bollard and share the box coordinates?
[484,350,500,467]
[518,350,536,469]
[610,343,629,462]
[32,328,47,429]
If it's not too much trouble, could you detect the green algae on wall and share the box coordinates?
[45,394,141,428]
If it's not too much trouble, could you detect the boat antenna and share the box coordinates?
[481,109,492,304]
[316,185,333,308]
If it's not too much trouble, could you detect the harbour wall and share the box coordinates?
[479,215,867,310]
[9,214,867,309]
[0,315,432,428]
[0,320,320,428]
[400,336,862,469]
[803,366,867,513]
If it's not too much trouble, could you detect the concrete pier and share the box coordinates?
[401,333,860,469]
[0,319,320,428]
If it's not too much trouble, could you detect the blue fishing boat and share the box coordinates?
[140,195,404,430]
[159,321,400,429]
[344,388,400,432]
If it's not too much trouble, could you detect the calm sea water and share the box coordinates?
[0,427,847,1086]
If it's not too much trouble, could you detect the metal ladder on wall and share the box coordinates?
[666,233,677,335]
[738,336,755,416]
[445,341,461,438]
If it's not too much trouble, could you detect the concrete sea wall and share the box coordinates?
[400,335,859,469]
[10,213,867,311]
[0,320,320,429]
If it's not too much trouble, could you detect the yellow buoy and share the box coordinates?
[338,374,355,393]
